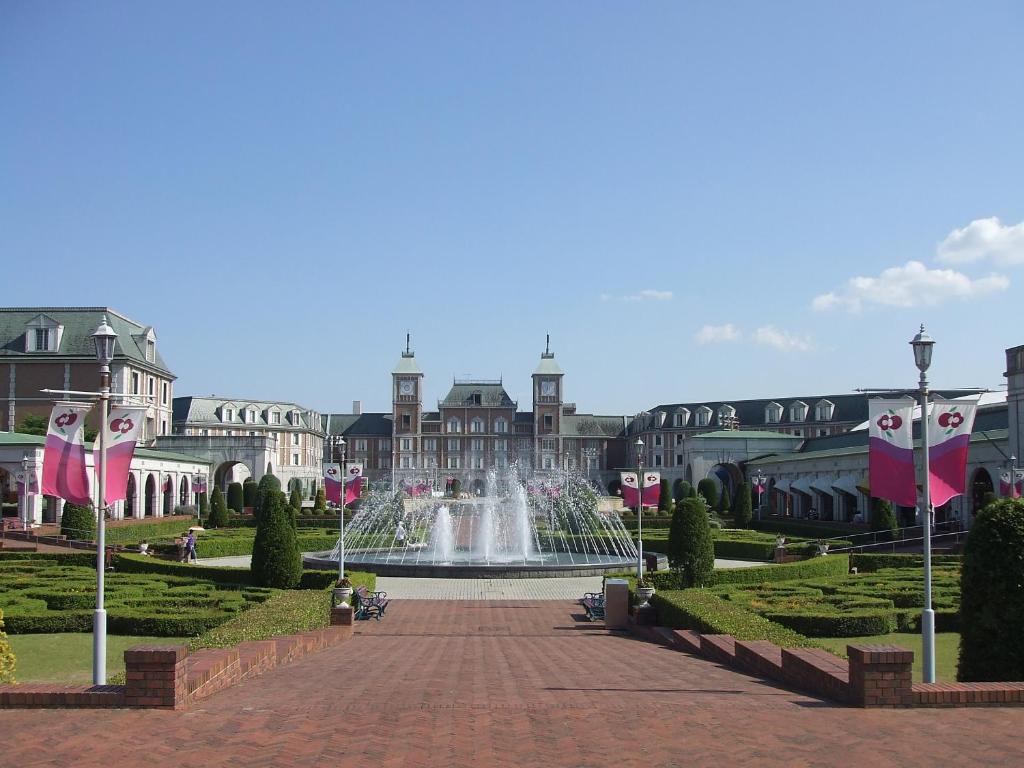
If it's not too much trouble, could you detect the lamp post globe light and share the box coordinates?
[635,437,644,583]
[91,315,117,686]
[910,324,936,685]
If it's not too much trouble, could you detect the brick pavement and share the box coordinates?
[3,600,1024,767]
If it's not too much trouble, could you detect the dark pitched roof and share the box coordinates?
[323,412,393,437]
[439,382,516,408]
[560,414,627,438]
[0,307,174,376]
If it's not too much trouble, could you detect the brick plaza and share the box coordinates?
[3,600,1024,767]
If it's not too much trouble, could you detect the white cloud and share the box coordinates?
[752,325,813,352]
[600,289,673,302]
[812,260,1008,312]
[937,216,1024,265]
[694,324,741,344]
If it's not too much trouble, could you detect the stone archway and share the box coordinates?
[971,468,995,515]
[144,474,157,517]
[712,463,744,506]
[214,461,252,491]
[684,464,694,485]
[163,475,173,516]
[125,474,137,518]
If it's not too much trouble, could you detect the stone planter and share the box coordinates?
[138,543,149,554]
[637,586,656,606]
[333,586,354,607]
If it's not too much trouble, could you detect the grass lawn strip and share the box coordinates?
[816,632,960,683]
[7,633,190,683]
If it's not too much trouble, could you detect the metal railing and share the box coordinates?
[826,527,965,554]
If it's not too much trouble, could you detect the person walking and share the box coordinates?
[184,530,197,564]
[395,521,407,547]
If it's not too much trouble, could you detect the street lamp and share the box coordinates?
[19,452,30,530]
[910,324,936,684]
[635,437,644,583]
[753,469,766,521]
[91,315,117,686]
[334,436,347,581]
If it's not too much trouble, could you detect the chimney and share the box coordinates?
[352,400,362,416]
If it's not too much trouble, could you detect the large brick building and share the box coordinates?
[0,307,175,441]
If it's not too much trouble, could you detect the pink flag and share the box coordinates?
[345,464,364,505]
[95,406,147,506]
[620,472,639,507]
[928,397,979,508]
[868,398,917,508]
[41,402,93,505]
[641,471,661,507]
[323,463,342,504]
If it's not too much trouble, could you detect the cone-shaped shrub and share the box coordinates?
[733,480,753,528]
[227,482,244,515]
[251,489,302,588]
[314,487,327,512]
[243,479,257,509]
[208,487,229,528]
[718,484,731,514]
[658,478,672,512]
[198,491,209,520]
[289,486,302,511]
[869,498,899,541]
[696,478,718,510]
[254,474,281,522]
[958,499,1024,681]
[673,480,692,501]
[60,502,95,541]
[667,497,715,587]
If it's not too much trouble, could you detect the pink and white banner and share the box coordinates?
[15,465,40,497]
[95,406,147,506]
[641,471,661,507]
[620,472,639,508]
[323,463,343,504]
[191,474,208,494]
[41,402,93,505]
[928,397,979,508]
[998,469,1023,499]
[868,398,917,508]
[345,464,364,505]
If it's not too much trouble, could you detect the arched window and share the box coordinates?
[765,402,783,424]
[447,418,461,434]
[470,418,484,433]
[789,401,808,422]
[814,399,835,421]
[494,417,508,434]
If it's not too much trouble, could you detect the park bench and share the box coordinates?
[353,586,389,621]
[580,592,605,622]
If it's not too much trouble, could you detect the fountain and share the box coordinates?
[305,465,639,577]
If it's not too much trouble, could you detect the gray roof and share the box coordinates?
[323,412,393,437]
[174,396,321,431]
[440,382,516,408]
[392,353,422,375]
[560,414,626,438]
[533,353,563,376]
[0,307,174,377]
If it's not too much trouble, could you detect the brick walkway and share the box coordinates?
[3,601,1024,767]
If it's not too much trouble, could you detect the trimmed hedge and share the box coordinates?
[650,589,820,648]
[0,551,97,567]
[850,553,962,572]
[711,554,850,586]
[114,553,254,585]
[762,609,896,637]
[751,520,863,539]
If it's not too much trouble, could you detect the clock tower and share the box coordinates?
[532,335,564,471]
[392,334,424,477]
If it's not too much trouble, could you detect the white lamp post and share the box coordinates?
[91,315,117,686]
[336,437,347,581]
[910,324,936,684]
[635,437,644,582]
[19,453,30,530]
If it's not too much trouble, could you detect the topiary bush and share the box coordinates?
[667,497,714,587]
[673,479,691,502]
[198,491,209,520]
[313,487,327,512]
[251,490,302,588]
[733,480,753,528]
[208,487,230,529]
[289,487,302,512]
[227,482,244,515]
[658,478,672,513]
[254,473,281,521]
[958,498,1024,682]
[60,502,95,541]
[243,479,258,509]
[869,498,899,541]
[0,609,15,683]
[696,479,718,510]
[718,484,731,514]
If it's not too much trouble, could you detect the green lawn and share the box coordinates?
[7,633,190,683]
[817,632,961,683]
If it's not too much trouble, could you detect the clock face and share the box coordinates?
[399,380,414,396]
[541,380,556,396]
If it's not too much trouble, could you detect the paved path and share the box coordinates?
[377,575,603,599]
[3,601,1024,767]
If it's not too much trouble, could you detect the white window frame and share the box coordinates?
[494,418,508,434]
[447,418,461,434]
[470,418,484,433]
[400,438,413,451]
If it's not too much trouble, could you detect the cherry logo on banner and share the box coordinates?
[327,467,338,477]
[55,411,78,431]
[938,409,964,433]
[110,416,134,439]
[623,475,637,487]
[876,412,903,436]
[348,466,360,476]
[645,474,658,484]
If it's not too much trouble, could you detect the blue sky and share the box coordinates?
[2,2,1022,415]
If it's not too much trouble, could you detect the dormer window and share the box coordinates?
[291,410,301,425]
[269,411,281,425]
[789,401,808,422]
[717,405,736,426]
[146,339,155,362]
[814,399,835,421]
[765,402,783,424]
[696,406,712,427]
[224,408,235,422]
[25,314,63,353]
[246,409,256,424]
[673,408,690,427]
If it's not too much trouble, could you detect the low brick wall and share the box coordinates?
[638,622,1024,709]
[0,619,354,710]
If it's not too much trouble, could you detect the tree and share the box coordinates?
[718,484,731,514]
[254,474,281,521]
[733,480,753,528]
[667,497,715,587]
[243,479,258,509]
[208,487,229,528]
[869,498,899,541]
[198,491,209,520]
[687,485,698,498]
[227,482,244,515]
[18,413,96,442]
[673,479,692,501]
[60,502,95,541]
[313,487,327,512]
[658,478,672,513]
[451,479,462,497]
[251,489,302,588]
[288,486,303,528]
[958,499,1024,681]
[696,479,718,510]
